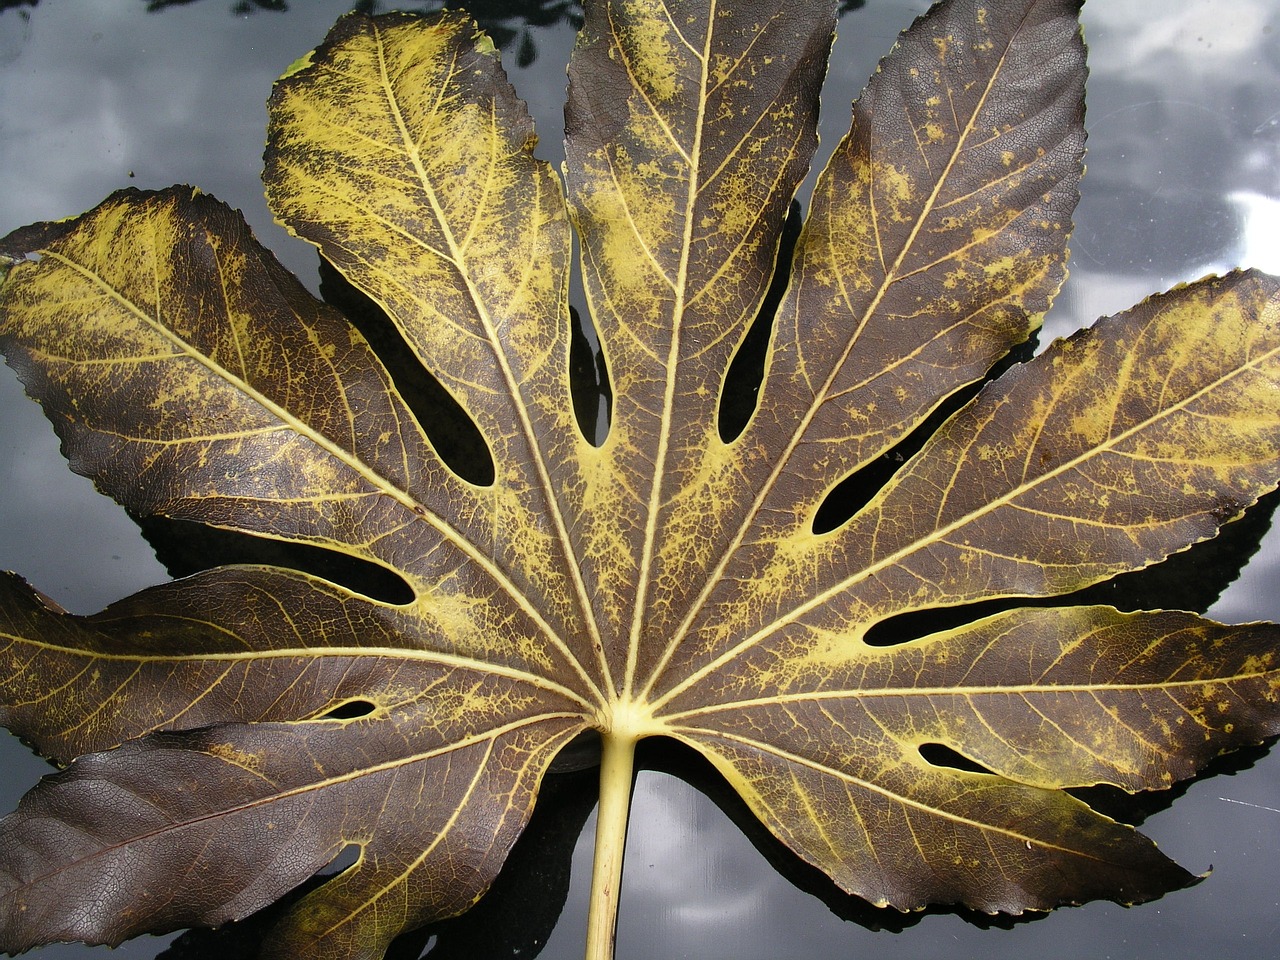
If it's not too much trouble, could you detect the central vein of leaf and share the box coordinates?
[658,671,1280,721]
[12,635,597,713]
[640,23,1019,705]
[369,25,609,704]
[5,712,580,899]
[621,0,717,702]
[694,728,1114,861]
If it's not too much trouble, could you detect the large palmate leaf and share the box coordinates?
[2,1,1280,958]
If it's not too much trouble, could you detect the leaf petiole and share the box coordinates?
[584,729,638,960]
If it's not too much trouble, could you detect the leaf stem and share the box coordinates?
[585,730,637,960]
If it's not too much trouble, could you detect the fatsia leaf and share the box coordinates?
[2,1,1280,959]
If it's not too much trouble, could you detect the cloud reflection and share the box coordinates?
[0,2,1278,959]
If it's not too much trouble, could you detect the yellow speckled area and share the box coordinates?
[564,0,837,692]
[3,0,1280,955]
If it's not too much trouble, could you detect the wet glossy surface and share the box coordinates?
[1,1,1279,957]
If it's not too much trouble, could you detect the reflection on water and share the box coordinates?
[2,1,1279,958]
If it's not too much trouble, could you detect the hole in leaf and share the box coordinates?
[318,842,363,878]
[318,258,495,487]
[918,742,995,776]
[863,597,1011,647]
[811,335,1039,535]
[569,303,612,446]
[718,200,803,443]
[321,699,377,720]
[812,449,908,536]
[136,515,415,605]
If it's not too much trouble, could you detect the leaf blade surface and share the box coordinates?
[563,0,838,689]
[2,1,1280,957]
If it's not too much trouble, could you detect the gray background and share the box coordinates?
[1,1,1279,957]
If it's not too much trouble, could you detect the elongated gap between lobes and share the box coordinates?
[812,336,1040,535]
[317,258,496,487]
[318,700,378,720]
[918,742,996,776]
[862,490,1280,647]
[568,228,612,448]
[718,201,803,445]
[136,515,416,605]
[570,302,613,447]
